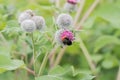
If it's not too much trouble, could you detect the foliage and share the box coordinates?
[0,0,120,80]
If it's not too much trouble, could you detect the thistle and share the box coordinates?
[21,20,36,32]
[64,0,78,12]
[55,29,75,46]
[18,9,46,32]
[32,16,46,31]
[56,13,73,29]
[18,9,34,24]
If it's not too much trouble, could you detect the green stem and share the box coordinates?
[38,52,48,76]
[54,46,67,67]
[49,45,59,68]
[31,33,36,76]
[55,0,60,8]
[116,66,120,80]
[78,36,96,75]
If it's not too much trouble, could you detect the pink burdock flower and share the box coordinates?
[67,0,78,5]
[55,29,75,46]
[60,30,74,42]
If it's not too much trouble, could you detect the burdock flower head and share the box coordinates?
[18,9,46,32]
[32,16,46,31]
[64,0,78,12]
[56,13,73,29]
[18,9,35,24]
[55,29,75,46]
[21,20,36,32]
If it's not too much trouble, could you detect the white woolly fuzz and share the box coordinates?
[18,9,34,24]
[32,16,46,30]
[21,20,36,32]
[64,2,77,12]
[25,9,35,16]
[56,13,73,29]
[54,29,64,46]
[18,12,32,24]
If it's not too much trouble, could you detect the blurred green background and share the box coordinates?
[0,0,120,80]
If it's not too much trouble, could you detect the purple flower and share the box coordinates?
[55,29,75,46]
[60,30,74,41]
[67,0,78,5]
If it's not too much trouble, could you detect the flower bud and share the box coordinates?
[64,2,77,12]
[21,20,36,32]
[55,29,74,46]
[25,9,35,16]
[18,9,34,24]
[32,16,46,30]
[56,13,73,29]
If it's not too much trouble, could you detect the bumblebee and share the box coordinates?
[62,37,72,46]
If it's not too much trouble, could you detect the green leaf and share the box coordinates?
[78,73,95,80]
[7,20,19,28]
[66,42,80,55]
[102,54,119,69]
[35,75,62,80]
[94,35,120,52]
[93,4,120,29]
[49,66,65,76]
[49,66,74,78]
[83,17,96,29]
[92,54,103,63]
[0,59,25,73]
[0,53,25,73]
[36,66,94,80]
[0,54,11,66]
[102,59,114,69]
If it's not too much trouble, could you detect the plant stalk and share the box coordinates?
[73,0,86,26]
[38,52,49,76]
[31,33,36,77]
[49,45,59,68]
[56,0,60,8]
[76,0,100,29]
[78,37,96,75]
[116,66,120,80]
[54,47,67,66]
